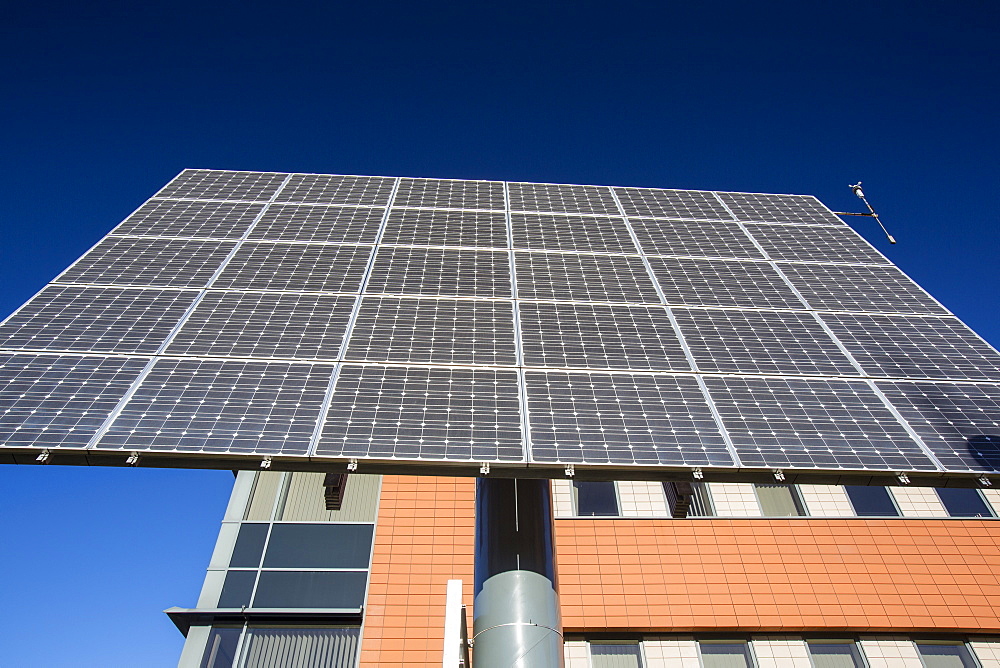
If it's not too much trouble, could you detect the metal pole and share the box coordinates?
[473,478,563,668]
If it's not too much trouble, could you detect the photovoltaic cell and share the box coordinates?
[156,169,287,201]
[628,219,764,259]
[781,263,949,315]
[525,371,732,466]
[519,302,690,371]
[213,242,372,293]
[613,187,731,220]
[508,182,620,215]
[821,313,1000,381]
[273,174,395,206]
[316,365,523,461]
[249,204,385,244]
[646,257,804,309]
[744,224,889,265]
[0,285,199,354]
[702,376,936,470]
[718,192,843,225]
[57,237,237,289]
[166,292,356,360]
[366,247,512,298]
[0,354,148,448]
[393,178,504,210]
[514,252,659,303]
[877,380,1000,472]
[674,309,859,376]
[112,200,265,239]
[345,297,517,365]
[511,213,639,254]
[380,209,507,249]
[96,359,334,454]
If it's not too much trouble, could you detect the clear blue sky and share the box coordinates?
[1,1,997,664]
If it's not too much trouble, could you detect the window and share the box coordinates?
[700,641,753,668]
[591,642,643,668]
[688,482,715,516]
[936,489,995,518]
[808,641,864,668]
[218,570,257,608]
[663,481,715,517]
[916,642,978,668]
[253,571,368,609]
[845,486,900,517]
[574,481,620,516]
[200,626,241,668]
[230,524,269,567]
[754,484,805,516]
[263,524,374,569]
[242,626,360,667]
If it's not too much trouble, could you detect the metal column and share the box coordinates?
[473,478,563,668]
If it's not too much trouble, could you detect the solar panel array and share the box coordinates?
[2,169,999,477]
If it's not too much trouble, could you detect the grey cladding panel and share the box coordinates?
[525,371,732,466]
[166,292,356,360]
[629,219,764,259]
[718,192,843,225]
[0,286,198,354]
[781,263,950,315]
[703,376,937,471]
[877,381,1000,472]
[213,242,372,293]
[96,359,334,454]
[366,247,512,298]
[58,237,237,288]
[113,199,265,239]
[317,365,524,462]
[249,204,386,244]
[674,308,859,376]
[508,182,619,215]
[393,178,505,210]
[821,313,1000,381]
[511,213,639,254]
[519,303,691,371]
[514,251,659,303]
[273,174,395,205]
[0,354,148,449]
[381,209,508,249]
[647,257,804,309]
[614,187,732,220]
[157,169,286,201]
[744,224,889,265]
[345,296,517,365]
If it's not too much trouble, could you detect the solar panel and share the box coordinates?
[821,313,1000,381]
[674,309,859,376]
[56,237,237,289]
[780,263,950,315]
[0,285,199,354]
[718,192,844,225]
[511,213,639,254]
[381,209,507,249]
[613,187,732,221]
[646,257,804,309]
[2,169,999,480]
[316,365,524,461]
[514,251,659,303]
[249,204,385,244]
[345,296,517,365]
[519,303,691,371]
[112,200,265,239]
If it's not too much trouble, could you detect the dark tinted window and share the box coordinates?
[937,488,995,517]
[809,642,863,668]
[229,523,269,567]
[253,571,368,608]
[217,570,257,608]
[574,481,619,516]
[845,486,900,516]
[200,626,241,668]
[263,524,374,568]
[916,643,977,668]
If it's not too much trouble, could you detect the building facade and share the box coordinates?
[173,471,1000,667]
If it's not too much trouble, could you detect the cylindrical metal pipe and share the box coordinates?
[473,478,563,668]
